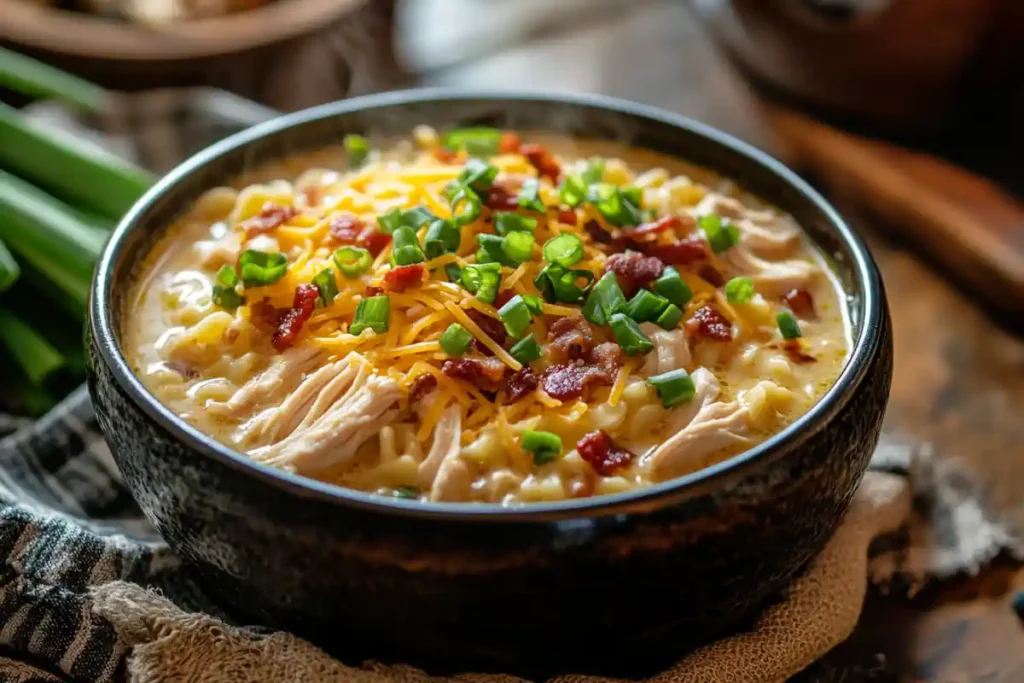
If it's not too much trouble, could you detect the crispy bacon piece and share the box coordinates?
[577,430,635,476]
[783,339,817,365]
[783,288,816,320]
[547,316,594,363]
[503,367,539,404]
[494,289,517,309]
[272,284,318,352]
[698,264,725,287]
[329,215,392,257]
[408,374,438,403]
[686,305,733,342]
[520,143,561,182]
[466,309,507,355]
[584,219,614,245]
[588,342,624,376]
[434,147,457,163]
[251,299,280,331]
[363,285,384,297]
[482,184,521,211]
[623,215,680,239]
[240,202,297,238]
[557,208,578,225]
[542,363,612,400]
[384,264,426,292]
[498,131,522,154]
[441,357,508,391]
[639,233,708,265]
[360,229,392,257]
[605,251,665,296]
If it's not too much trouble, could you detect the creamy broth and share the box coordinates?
[125,129,850,504]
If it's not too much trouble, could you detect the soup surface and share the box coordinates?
[125,128,850,505]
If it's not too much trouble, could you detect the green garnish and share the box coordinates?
[589,183,644,227]
[503,230,535,265]
[581,157,605,184]
[445,263,462,284]
[448,183,482,227]
[725,277,754,304]
[238,249,287,288]
[439,322,474,356]
[460,262,502,304]
[608,312,654,356]
[656,303,684,330]
[344,134,370,167]
[522,294,544,315]
[423,218,460,259]
[647,369,696,408]
[777,311,802,339]
[378,206,436,235]
[652,266,693,308]
[457,158,498,191]
[522,430,562,465]
[699,213,740,253]
[350,295,390,335]
[558,173,588,208]
[391,226,426,266]
[212,265,243,308]
[584,272,627,324]
[498,295,533,338]
[394,486,419,500]
[442,127,501,156]
[495,212,537,236]
[311,268,338,308]
[533,264,592,304]
[510,335,542,364]
[333,246,372,277]
[542,233,584,268]
[517,178,545,212]
[476,233,512,267]
[625,289,669,322]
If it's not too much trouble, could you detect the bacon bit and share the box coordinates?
[466,309,507,355]
[251,299,280,331]
[360,229,392,257]
[384,264,426,292]
[605,251,665,296]
[542,363,612,400]
[520,143,561,182]
[363,285,384,297]
[503,367,538,404]
[240,202,297,238]
[686,305,733,342]
[272,284,318,352]
[434,147,457,163]
[498,131,522,154]
[640,233,708,265]
[783,339,817,364]
[547,316,594,363]
[441,357,508,391]
[623,215,680,238]
[584,219,614,245]
[783,288,816,320]
[408,374,438,403]
[557,208,578,225]
[482,184,521,211]
[588,342,624,376]
[494,289,517,309]
[698,264,725,287]
[328,214,366,243]
[577,430,635,476]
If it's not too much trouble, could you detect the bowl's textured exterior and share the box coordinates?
[88,91,892,676]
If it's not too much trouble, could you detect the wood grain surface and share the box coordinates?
[416,1,1024,679]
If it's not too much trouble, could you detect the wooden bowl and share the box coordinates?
[0,0,407,111]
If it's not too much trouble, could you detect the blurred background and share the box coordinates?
[1,0,1023,679]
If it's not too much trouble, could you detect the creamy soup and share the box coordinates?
[125,127,850,505]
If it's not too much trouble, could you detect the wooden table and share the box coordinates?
[409,0,1024,679]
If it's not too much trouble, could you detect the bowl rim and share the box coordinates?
[90,88,884,522]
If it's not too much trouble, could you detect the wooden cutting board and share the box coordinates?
[763,104,1024,325]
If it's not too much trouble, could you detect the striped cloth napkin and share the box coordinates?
[0,92,1018,682]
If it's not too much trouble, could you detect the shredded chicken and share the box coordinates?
[415,402,463,497]
[250,374,401,475]
[640,324,691,375]
[724,245,817,297]
[207,346,321,418]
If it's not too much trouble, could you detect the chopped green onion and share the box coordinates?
[394,486,419,500]
[504,230,535,265]
[656,303,684,330]
[517,178,546,212]
[608,312,654,356]
[378,206,436,235]
[449,183,482,227]
[522,430,563,465]
[442,127,501,156]
[510,335,542,364]
[344,134,370,167]
[522,294,544,315]
[589,183,643,227]
[350,295,390,335]
[391,226,426,265]
[457,158,498,191]
[625,289,669,322]
[476,233,512,266]
[239,250,287,287]
[582,289,606,325]
[0,239,19,292]
[647,369,696,407]
[460,262,501,304]
[725,277,754,304]
[542,233,584,267]
[587,272,627,322]
[312,268,339,308]
[652,266,693,308]
[445,263,462,284]
[424,218,460,259]
[495,211,537,235]
[558,174,588,208]
[699,213,741,253]
[581,157,605,184]
[212,265,243,308]
[498,295,533,338]
[535,264,592,304]
[777,311,802,339]
[620,186,643,207]
[439,323,474,356]
[333,246,372,277]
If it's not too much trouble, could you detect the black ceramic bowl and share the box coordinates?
[87,90,891,677]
